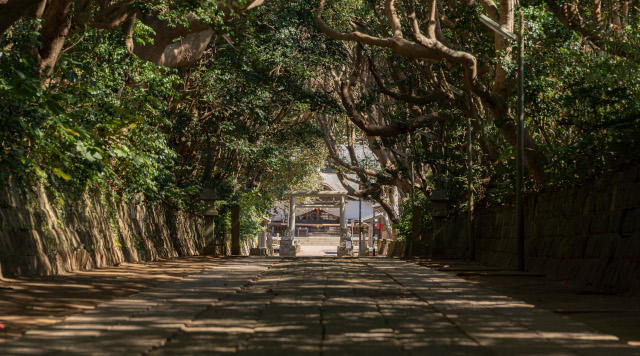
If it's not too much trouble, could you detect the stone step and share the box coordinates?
[296,242,339,246]
[294,237,340,245]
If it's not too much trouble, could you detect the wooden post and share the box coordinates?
[339,195,346,239]
[289,196,296,238]
[231,204,241,255]
[259,229,266,248]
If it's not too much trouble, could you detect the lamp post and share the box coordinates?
[408,149,416,258]
[480,10,526,271]
[466,108,474,261]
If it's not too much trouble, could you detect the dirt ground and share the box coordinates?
[415,258,640,347]
[1,256,639,348]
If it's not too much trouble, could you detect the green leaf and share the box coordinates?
[65,127,81,137]
[91,151,103,160]
[53,168,71,181]
[35,167,47,178]
[112,148,128,158]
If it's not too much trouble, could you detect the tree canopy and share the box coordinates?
[314,0,640,228]
[1,0,639,240]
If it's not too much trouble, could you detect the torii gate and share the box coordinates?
[283,190,349,240]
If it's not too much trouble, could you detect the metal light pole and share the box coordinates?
[516,11,525,271]
[480,10,526,271]
[467,110,474,260]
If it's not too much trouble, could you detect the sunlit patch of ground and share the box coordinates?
[0,256,225,342]
[414,258,640,347]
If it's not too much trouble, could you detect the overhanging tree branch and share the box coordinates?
[339,71,453,137]
[369,58,452,105]
[546,1,640,64]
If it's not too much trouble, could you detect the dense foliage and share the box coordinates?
[1,0,639,245]
[312,1,640,240]
[0,1,341,242]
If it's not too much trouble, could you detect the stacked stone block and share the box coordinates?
[0,181,205,278]
[279,236,296,257]
[430,166,640,293]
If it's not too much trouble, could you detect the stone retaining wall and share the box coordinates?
[0,181,205,277]
[432,166,640,293]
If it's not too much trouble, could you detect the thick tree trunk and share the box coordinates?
[377,195,400,224]
[131,14,213,68]
[38,0,74,78]
[0,0,46,35]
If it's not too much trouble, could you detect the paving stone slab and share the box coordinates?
[1,259,274,355]
[3,257,638,355]
[365,258,639,356]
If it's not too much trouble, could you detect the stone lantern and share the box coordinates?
[200,189,219,255]
[428,188,449,257]
[429,189,449,217]
[250,217,271,256]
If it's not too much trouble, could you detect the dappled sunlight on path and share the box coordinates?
[1,257,638,355]
[0,256,226,342]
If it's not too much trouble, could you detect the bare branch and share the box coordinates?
[369,58,453,104]
[384,0,403,37]
[340,77,452,136]
[123,12,136,54]
[406,0,421,39]
[426,0,437,39]
[319,115,383,178]
[593,0,602,24]
[247,0,265,10]
[319,114,412,192]
[316,0,445,60]
[478,0,499,21]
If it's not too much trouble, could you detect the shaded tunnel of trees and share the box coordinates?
[1,0,639,242]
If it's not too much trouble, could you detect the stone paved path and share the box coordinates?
[1,257,638,355]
